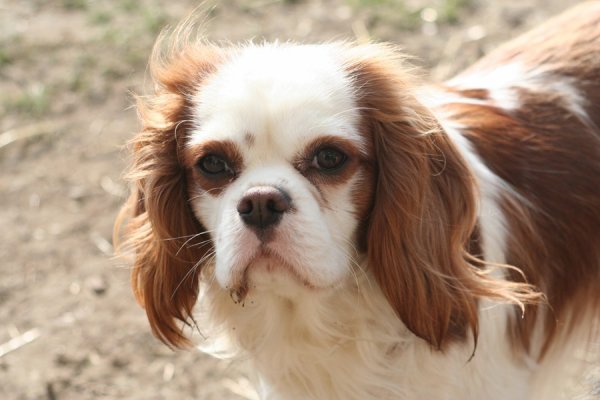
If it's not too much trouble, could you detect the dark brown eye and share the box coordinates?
[198,154,231,176]
[314,147,347,171]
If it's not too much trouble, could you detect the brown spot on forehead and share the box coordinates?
[456,88,489,101]
[244,132,255,147]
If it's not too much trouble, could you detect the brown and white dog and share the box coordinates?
[116,3,600,399]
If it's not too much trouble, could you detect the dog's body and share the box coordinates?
[117,3,600,399]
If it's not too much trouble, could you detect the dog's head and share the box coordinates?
[116,38,533,350]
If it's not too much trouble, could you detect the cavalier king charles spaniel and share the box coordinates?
[116,3,600,399]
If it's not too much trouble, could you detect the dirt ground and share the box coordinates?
[1,0,595,399]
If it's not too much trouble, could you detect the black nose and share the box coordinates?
[237,186,291,231]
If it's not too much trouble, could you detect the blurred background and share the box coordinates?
[0,0,589,399]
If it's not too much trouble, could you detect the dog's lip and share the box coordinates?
[228,246,314,303]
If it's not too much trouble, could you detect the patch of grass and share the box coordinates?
[348,0,405,7]
[119,0,137,12]
[90,10,113,25]
[102,5,168,42]
[98,25,149,68]
[438,0,471,24]
[142,8,169,36]
[89,3,170,72]
[68,54,96,93]
[348,0,472,30]
[347,0,421,30]
[0,48,12,67]
[102,66,128,80]
[123,47,148,68]
[7,85,50,117]
[69,71,88,93]
[101,28,120,45]
[61,0,88,11]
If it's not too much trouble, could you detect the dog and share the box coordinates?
[115,3,600,399]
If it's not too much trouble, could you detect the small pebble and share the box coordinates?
[86,275,107,296]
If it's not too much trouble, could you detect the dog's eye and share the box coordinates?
[314,148,347,171]
[198,154,231,176]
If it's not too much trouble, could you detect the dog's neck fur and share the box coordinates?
[195,111,538,398]
[197,264,534,400]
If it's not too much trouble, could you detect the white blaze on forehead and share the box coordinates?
[185,44,366,292]
[189,43,365,161]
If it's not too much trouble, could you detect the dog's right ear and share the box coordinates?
[114,41,225,348]
[343,44,540,351]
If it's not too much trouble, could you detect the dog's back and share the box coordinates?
[431,2,600,391]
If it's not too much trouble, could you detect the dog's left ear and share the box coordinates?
[114,42,224,348]
[345,44,536,350]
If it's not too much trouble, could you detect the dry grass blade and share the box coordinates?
[220,377,260,400]
[0,328,42,358]
[0,120,63,150]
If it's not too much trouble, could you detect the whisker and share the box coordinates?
[162,228,217,241]
[335,233,372,293]
[175,232,208,256]
[189,237,215,248]
[188,186,228,201]
[171,251,216,300]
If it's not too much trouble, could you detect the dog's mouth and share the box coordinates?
[228,246,314,304]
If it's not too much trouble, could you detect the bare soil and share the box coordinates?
[1,0,594,399]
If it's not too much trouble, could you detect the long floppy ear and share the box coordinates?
[345,44,538,350]
[114,39,224,348]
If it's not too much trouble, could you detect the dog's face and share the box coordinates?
[183,45,370,296]
[119,41,532,350]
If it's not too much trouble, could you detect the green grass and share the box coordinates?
[141,8,169,36]
[0,48,12,67]
[348,0,472,31]
[61,0,88,11]
[0,0,175,124]
[90,10,113,25]
[439,0,471,24]
[7,86,50,117]
[119,0,138,13]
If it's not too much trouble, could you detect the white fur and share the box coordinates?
[449,63,593,128]
[189,44,364,291]
[197,270,534,400]
[180,43,552,400]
